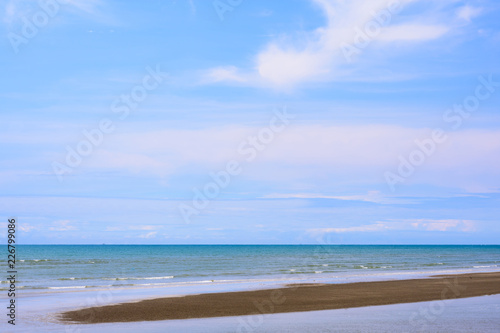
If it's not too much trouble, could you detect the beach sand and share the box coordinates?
[59,272,500,324]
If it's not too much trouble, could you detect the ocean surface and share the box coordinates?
[4,245,500,293]
[1,245,500,333]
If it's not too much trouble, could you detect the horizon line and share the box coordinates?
[17,243,500,246]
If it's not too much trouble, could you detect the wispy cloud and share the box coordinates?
[3,1,17,24]
[49,220,78,231]
[308,219,477,236]
[26,124,500,192]
[188,0,196,15]
[138,231,157,239]
[105,225,163,232]
[203,66,248,84]
[262,191,416,204]
[378,24,449,41]
[456,5,483,22]
[309,223,389,234]
[3,0,107,27]
[64,0,102,14]
[409,219,476,232]
[19,223,38,232]
[257,9,273,17]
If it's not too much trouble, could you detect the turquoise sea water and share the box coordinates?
[1,245,500,332]
[4,245,500,292]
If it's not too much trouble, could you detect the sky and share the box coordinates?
[0,0,499,244]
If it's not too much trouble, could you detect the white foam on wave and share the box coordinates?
[36,267,500,294]
[104,276,174,281]
[473,265,497,268]
[131,282,174,287]
[142,276,174,280]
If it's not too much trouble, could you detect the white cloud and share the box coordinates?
[456,5,483,22]
[204,0,457,89]
[378,24,449,42]
[256,44,330,88]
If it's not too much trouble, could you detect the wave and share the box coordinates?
[19,259,109,264]
[103,276,174,281]
[9,266,500,292]
[420,263,446,267]
[473,265,498,268]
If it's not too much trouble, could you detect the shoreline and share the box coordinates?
[60,271,500,324]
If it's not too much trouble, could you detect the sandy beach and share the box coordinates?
[60,271,500,324]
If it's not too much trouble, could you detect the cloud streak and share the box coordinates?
[262,191,416,204]
[6,124,499,192]
[309,219,477,235]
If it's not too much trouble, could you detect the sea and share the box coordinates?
[5,245,500,292]
[1,245,500,332]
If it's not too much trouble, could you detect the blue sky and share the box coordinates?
[1,0,499,244]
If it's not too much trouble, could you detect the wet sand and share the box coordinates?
[60,272,500,324]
